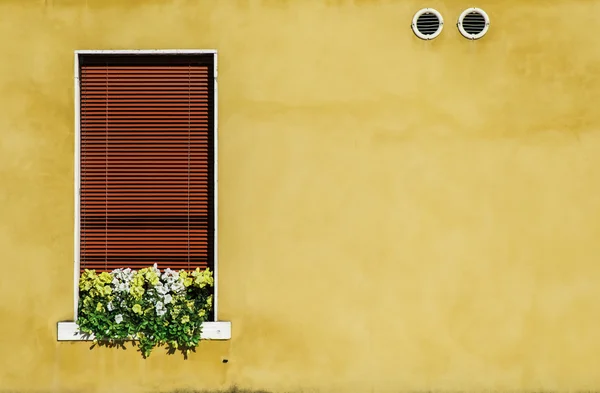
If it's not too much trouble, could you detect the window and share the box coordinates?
[57,50,231,341]
[59,51,228,341]
[75,50,218,314]
[77,52,216,270]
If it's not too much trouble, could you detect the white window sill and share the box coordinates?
[57,321,231,341]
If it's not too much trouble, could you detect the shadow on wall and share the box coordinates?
[156,389,595,393]
[157,388,272,393]
[85,339,195,359]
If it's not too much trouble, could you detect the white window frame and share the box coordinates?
[58,49,230,341]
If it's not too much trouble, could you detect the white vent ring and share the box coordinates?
[412,8,444,40]
[457,8,490,40]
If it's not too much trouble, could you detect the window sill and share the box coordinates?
[57,321,231,341]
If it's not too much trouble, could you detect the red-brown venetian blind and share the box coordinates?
[79,54,215,273]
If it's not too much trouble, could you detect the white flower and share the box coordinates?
[111,268,135,293]
[115,314,123,324]
[155,284,168,295]
[163,294,173,304]
[111,268,135,286]
[155,301,167,317]
[171,281,185,294]
[107,302,114,311]
[161,269,180,286]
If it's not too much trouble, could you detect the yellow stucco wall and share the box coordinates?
[2,0,600,392]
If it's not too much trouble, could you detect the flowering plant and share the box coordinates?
[76,264,214,358]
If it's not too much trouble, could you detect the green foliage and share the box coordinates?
[76,265,214,358]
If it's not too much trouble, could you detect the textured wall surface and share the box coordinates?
[1,0,600,392]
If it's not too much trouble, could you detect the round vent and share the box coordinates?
[412,8,444,40]
[457,8,490,39]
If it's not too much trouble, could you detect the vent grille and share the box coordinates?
[458,8,490,39]
[416,13,440,35]
[412,8,444,40]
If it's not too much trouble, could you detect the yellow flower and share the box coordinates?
[179,271,188,280]
[206,295,213,308]
[93,283,105,296]
[191,268,214,288]
[83,297,93,307]
[131,273,145,287]
[79,280,92,291]
[183,277,192,287]
[205,269,214,284]
[102,286,112,296]
[130,286,145,300]
[99,272,112,284]
[198,309,206,318]
[79,269,99,291]
[96,302,104,312]
[186,300,194,310]
[132,304,142,314]
[83,269,97,280]
[170,306,182,318]
[181,315,190,324]
[143,268,160,286]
